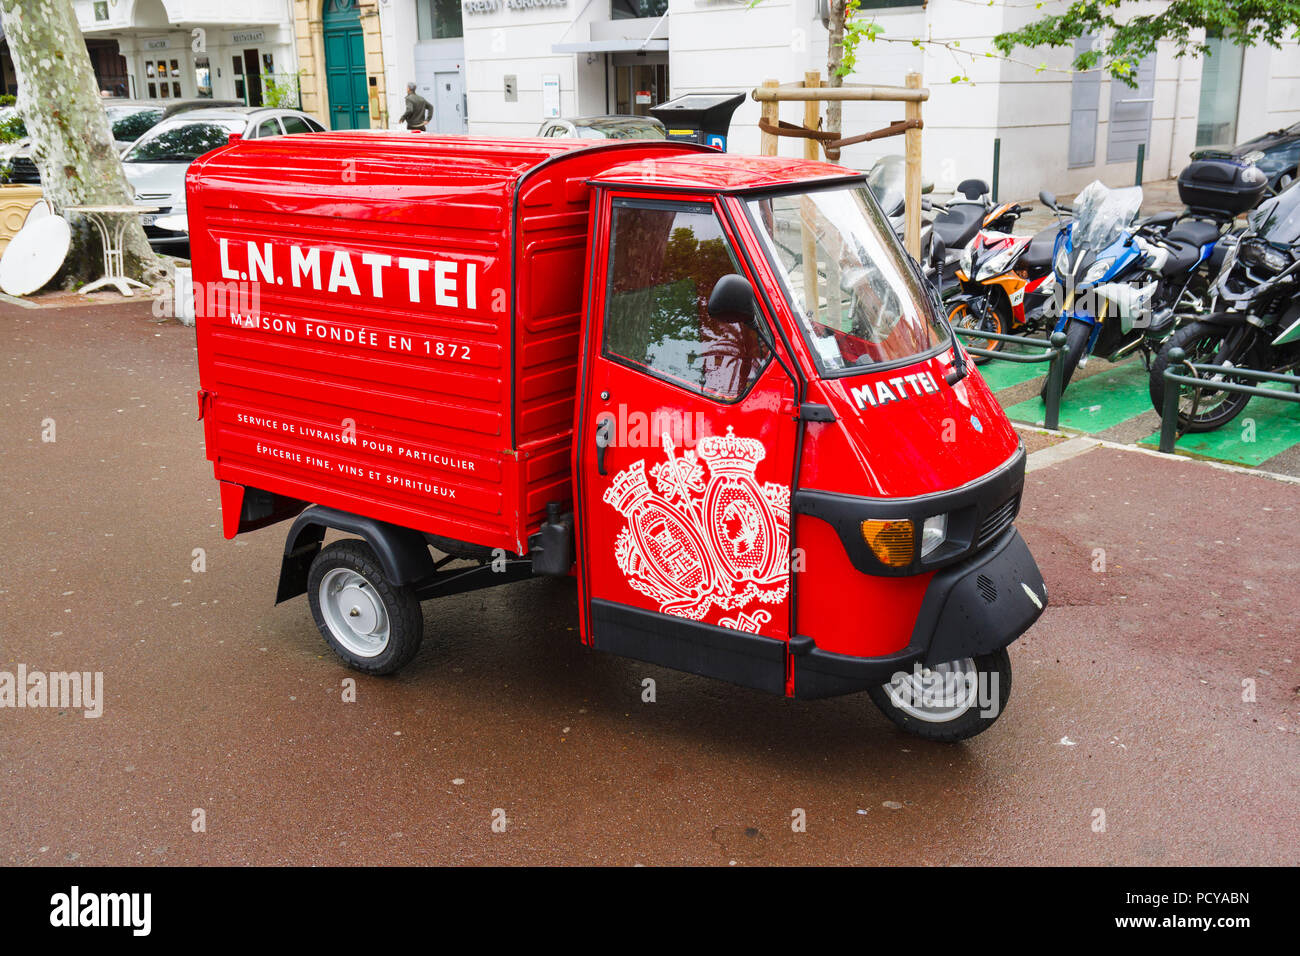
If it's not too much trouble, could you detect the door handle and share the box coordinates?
[595,416,613,476]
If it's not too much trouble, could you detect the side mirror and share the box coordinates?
[707,273,756,324]
[1039,189,1057,210]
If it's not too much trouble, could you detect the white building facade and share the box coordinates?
[73,0,300,107]
[375,0,1300,197]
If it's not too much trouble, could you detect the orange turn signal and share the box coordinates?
[859,518,915,568]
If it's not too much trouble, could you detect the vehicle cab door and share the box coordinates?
[574,192,798,695]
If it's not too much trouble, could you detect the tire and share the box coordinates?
[867,649,1012,742]
[948,298,1003,365]
[1040,318,1092,401]
[1149,320,1260,433]
[307,539,424,675]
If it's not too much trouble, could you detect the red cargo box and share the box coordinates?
[188,133,705,554]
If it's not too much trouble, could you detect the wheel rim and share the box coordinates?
[1177,334,1250,423]
[318,568,391,658]
[882,658,981,723]
[949,301,998,352]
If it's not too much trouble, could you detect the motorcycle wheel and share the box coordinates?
[1149,320,1262,433]
[1040,318,1092,401]
[948,299,1003,365]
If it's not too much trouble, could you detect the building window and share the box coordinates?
[417,0,464,41]
[612,0,668,17]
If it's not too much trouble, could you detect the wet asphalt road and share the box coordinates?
[1,300,1296,866]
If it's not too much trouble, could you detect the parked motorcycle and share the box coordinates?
[866,155,950,287]
[945,201,1064,361]
[1149,179,1300,432]
[1041,180,1228,396]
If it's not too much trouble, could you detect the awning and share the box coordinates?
[552,15,668,54]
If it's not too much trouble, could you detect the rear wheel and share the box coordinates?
[1040,318,1092,400]
[307,539,424,675]
[948,298,1003,364]
[1149,320,1260,433]
[867,650,1012,742]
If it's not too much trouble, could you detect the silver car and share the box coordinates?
[122,106,326,246]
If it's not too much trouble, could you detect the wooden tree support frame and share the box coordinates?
[753,72,929,258]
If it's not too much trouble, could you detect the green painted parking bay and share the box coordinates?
[1004,360,1152,433]
[972,343,1054,391]
[1138,383,1300,466]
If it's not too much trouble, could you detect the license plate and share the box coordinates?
[142,214,158,226]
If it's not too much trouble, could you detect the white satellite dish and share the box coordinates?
[0,215,71,297]
[22,199,53,230]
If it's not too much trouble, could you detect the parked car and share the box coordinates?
[1192,122,1300,193]
[121,106,326,246]
[0,97,247,185]
[536,115,665,140]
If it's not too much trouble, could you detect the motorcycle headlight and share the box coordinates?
[976,248,1016,282]
[1240,241,1290,274]
[1083,257,1115,285]
[920,514,948,558]
[959,243,974,279]
[1053,245,1070,277]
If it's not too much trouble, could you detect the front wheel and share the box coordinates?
[1149,320,1260,433]
[867,649,1012,742]
[948,298,1003,365]
[1040,318,1092,400]
[307,539,424,675]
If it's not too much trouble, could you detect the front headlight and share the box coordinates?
[1083,257,1115,285]
[959,242,974,279]
[920,514,948,558]
[1054,245,1070,277]
[976,248,1016,282]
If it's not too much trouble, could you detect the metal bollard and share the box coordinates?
[1135,143,1146,187]
[992,138,1001,203]
[1043,331,1068,431]
[1158,346,1185,453]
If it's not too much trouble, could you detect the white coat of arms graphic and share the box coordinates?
[602,426,790,631]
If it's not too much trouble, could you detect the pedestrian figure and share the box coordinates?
[401,81,433,133]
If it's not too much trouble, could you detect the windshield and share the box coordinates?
[106,106,162,142]
[746,184,947,375]
[1250,178,1300,245]
[578,120,665,140]
[865,155,905,219]
[122,119,243,163]
[1072,180,1142,250]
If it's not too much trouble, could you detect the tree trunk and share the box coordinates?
[826,0,847,137]
[0,0,158,289]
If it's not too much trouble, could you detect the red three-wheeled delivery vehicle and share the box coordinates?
[189,133,1047,741]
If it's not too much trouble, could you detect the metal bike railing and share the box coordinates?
[1158,345,1300,453]
[953,328,1069,430]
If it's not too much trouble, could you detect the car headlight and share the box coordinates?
[920,514,948,558]
[1083,257,1115,285]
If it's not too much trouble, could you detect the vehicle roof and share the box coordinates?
[159,106,308,121]
[566,115,664,125]
[588,152,860,191]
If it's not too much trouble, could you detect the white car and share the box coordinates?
[121,106,326,247]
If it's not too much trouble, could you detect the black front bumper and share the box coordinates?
[791,526,1047,699]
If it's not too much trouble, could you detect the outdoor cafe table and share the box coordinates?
[64,204,158,297]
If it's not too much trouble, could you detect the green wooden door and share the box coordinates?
[323,0,369,130]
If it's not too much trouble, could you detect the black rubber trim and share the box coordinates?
[276,505,435,603]
[799,403,836,422]
[590,599,787,695]
[792,526,1046,699]
[792,445,1026,577]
